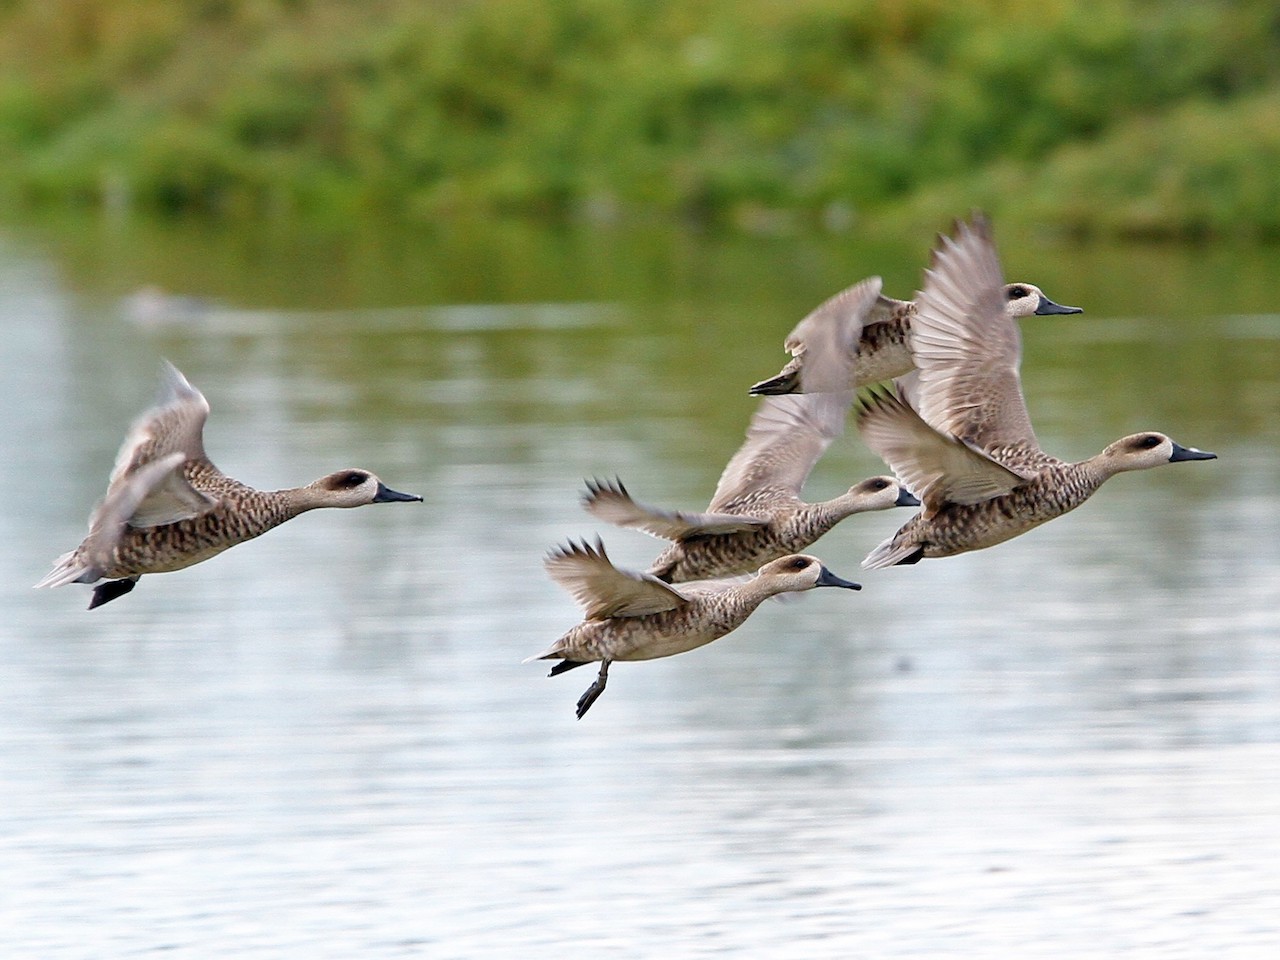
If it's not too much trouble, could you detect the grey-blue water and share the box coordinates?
[2,219,1278,958]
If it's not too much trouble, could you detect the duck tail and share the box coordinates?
[521,647,591,677]
[522,643,568,666]
[33,550,96,589]
[861,535,924,570]
[547,659,589,676]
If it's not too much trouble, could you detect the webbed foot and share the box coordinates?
[575,660,611,719]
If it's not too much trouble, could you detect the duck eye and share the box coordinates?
[1139,435,1162,449]
[339,471,368,487]
[1007,286,1028,300]
[788,557,811,570]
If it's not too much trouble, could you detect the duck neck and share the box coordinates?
[729,575,787,611]
[1076,455,1121,486]
[267,485,329,521]
[803,496,860,532]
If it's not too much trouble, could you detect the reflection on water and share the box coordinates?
[1,217,1278,958]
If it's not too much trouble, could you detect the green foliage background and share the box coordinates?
[1,0,1277,237]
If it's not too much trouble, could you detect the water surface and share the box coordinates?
[2,216,1277,958]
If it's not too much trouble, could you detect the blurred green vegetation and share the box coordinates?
[1,0,1277,237]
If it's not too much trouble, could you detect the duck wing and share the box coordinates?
[778,276,884,393]
[704,393,845,513]
[907,214,1041,455]
[107,361,218,526]
[545,539,690,619]
[712,278,882,512]
[582,478,768,541]
[861,293,912,330]
[75,452,191,572]
[856,388,1029,513]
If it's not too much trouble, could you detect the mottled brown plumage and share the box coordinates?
[36,362,421,608]
[749,280,1081,396]
[582,278,918,582]
[586,469,915,582]
[526,540,861,718]
[856,214,1215,568]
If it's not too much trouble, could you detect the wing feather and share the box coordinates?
[582,478,767,541]
[109,361,211,484]
[908,215,1041,452]
[104,361,218,526]
[707,393,850,511]
[715,279,885,509]
[544,539,690,619]
[856,388,1029,513]
[781,276,884,394]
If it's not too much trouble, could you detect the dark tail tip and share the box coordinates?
[549,658,589,677]
[748,372,798,396]
[88,578,137,609]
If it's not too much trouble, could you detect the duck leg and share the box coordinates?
[575,660,611,719]
[89,577,138,610]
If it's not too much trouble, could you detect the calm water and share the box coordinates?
[2,216,1278,958]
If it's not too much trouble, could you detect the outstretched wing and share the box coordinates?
[106,361,217,527]
[711,278,883,511]
[856,387,1029,514]
[707,392,853,512]
[908,214,1041,453]
[66,452,190,582]
[544,539,690,619]
[781,276,884,394]
[582,478,767,541]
